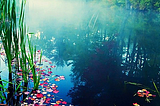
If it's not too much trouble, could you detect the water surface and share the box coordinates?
[26,0,160,105]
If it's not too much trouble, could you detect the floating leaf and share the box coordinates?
[36,90,41,93]
[133,103,140,106]
[48,71,52,74]
[53,89,59,94]
[46,88,53,92]
[51,66,56,68]
[49,61,52,64]
[24,91,30,95]
[54,104,60,106]
[42,92,47,94]
[55,78,60,81]
[47,94,51,97]
[45,98,51,103]
[62,101,67,104]
[59,76,65,80]
[36,93,44,98]
[56,100,61,104]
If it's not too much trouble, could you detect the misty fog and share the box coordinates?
[26,0,119,33]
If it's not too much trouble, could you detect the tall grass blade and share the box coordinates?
[152,80,160,97]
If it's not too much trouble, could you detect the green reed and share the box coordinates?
[152,80,160,97]
[26,35,42,90]
[0,0,42,104]
[1,0,16,103]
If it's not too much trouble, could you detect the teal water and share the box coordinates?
[25,0,160,105]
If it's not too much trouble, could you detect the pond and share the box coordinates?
[1,0,160,106]
[26,0,160,106]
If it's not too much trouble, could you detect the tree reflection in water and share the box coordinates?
[67,38,132,106]
[67,36,160,105]
[29,6,160,105]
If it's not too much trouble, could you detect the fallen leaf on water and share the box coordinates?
[54,104,60,106]
[42,92,47,94]
[56,100,61,104]
[62,101,67,104]
[36,93,44,98]
[24,91,30,95]
[49,61,52,64]
[46,88,53,92]
[133,103,140,106]
[54,78,60,81]
[51,66,56,68]
[47,94,51,97]
[45,98,51,103]
[59,76,65,80]
[53,89,59,94]
[48,71,52,74]
[39,98,45,105]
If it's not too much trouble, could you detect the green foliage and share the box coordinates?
[0,0,42,104]
[88,0,160,11]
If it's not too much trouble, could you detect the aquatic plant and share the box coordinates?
[0,0,19,103]
[0,0,42,104]
[26,35,42,90]
[152,80,160,97]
